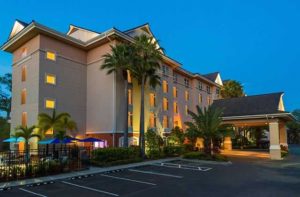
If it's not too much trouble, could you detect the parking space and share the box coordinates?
[0,160,216,197]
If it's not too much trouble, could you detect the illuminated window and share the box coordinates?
[198,94,202,104]
[185,105,189,115]
[149,93,156,107]
[163,80,168,93]
[128,89,132,105]
[207,86,211,94]
[21,89,26,105]
[163,98,168,111]
[163,115,169,128]
[45,99,55,109]
[185,91,189,101]
[21,66,27,82]
[128,112,133,127]
[22,112,27,126]
[173,87,177,98]
[173,102,178,113]
[46,51,56,61]
[207,96,212,105]
[149,113,156,128]
[45,74,56,85]
[21,48,28,58]
[127,70,132,83]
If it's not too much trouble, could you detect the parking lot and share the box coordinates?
[0,160,218,197]
[1,155,300,197]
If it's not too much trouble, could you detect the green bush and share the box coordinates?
[163,146,184,157]
[183,151,228,162]
[92,146,141,164]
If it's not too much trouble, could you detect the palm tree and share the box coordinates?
[221,80,245,98]
[37,109,71,137]
[129,35,163,157]
[37,109,71,153]
[60,116,78,136]
[101,43,132,147]
[14,125,40,173]
[185,105,223,155]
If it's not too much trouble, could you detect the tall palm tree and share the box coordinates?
[185,105,223,155]
[129,35,163,157]
[101,43,132,147]
[60,116,78,136]
[14,125,40,173]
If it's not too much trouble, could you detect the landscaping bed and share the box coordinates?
[183,151,229,162]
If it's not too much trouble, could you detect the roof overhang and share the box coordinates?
[222,112,296,122]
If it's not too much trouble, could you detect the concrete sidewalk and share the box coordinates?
[0,157,180,189]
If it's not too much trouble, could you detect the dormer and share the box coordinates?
[67,24,100,42]
[9,20,28,39]
[203,72,223,86]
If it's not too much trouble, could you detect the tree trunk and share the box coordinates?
[25,140,30,175]
[123,71,129,148]
[139,81,145,158]
[210,138,214,156]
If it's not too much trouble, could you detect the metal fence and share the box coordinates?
[0,146,90,182]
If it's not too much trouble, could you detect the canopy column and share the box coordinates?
[269,121,281,160]
[279,122,288,148]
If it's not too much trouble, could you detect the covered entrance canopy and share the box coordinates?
[212,92,295,160]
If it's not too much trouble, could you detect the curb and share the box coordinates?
[179,158,232,165]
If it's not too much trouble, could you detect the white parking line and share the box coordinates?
[61,181,119,196]
[153,163,212,172]
[101,174,156,186]
[129,169,183,179]
[19,188,47,197]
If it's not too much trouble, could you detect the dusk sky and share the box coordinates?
[0,0,299,111]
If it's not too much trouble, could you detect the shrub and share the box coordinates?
[163,146,184,157]
[145,129,164,158]
[183,151,228,162]
[92,146,141,164]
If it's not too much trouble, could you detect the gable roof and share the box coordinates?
[212,92,286,117]
[203,72,219,82]
[9,19,29,39]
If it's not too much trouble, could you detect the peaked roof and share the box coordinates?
[203,72,219,82]
[212,92,286,117]
[9,19,29,39]
[16,19,28,27]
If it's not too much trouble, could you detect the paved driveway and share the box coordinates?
[1,146,300,197]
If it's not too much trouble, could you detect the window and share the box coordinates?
[128,112,133,127]
[216,87,220,95]
[21,66,27,82]
[185,105,189,115]
[173,72,178,83]
[198,94,202,104]
[173,87,177,98]
[184,78,190,87]
[149,113,156,128]
[185,91,189,101]
[45,98,55,109]
[149,93,156,107]
[207,96,212,105]
[207,86,211,94]
[21,48,28,58]
[163,116,169,128]
[127,70,132,83]
[163,80,168,93]
[22,112,27,126]
[163,98,168,111]
[162,65,169,76]
[46,51,56,61]
[128,89,132,105]
[45,74,56,85]
[21,89,26,105]
[198,81,203,90]
[173,102,178,113]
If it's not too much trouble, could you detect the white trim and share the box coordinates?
[15,55,32,67]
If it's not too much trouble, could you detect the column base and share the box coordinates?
[270,145,282,160]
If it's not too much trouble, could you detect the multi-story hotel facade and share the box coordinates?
[2,20,224,148]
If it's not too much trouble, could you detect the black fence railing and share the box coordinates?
[0,146,91,182]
